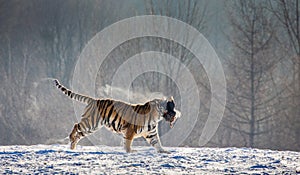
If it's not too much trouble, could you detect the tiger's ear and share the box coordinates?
[168,96,174,101]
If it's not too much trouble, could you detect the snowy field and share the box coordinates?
[0,145,299,174]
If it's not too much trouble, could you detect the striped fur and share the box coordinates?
[54,79,179,153]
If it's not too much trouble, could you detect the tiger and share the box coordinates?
[54,79,180,153]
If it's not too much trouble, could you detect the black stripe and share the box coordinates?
[98,100,105,111]
[91,101,101,129]
[85,96,89,102]
[82,101,94,117]
[77,123,82,132]
[79,121,87,132]
[80,96,85,102]
[150,139,158,145]
[133,106,141,125]
[140,107,146,133]
[140,105,148,133]
[117,120,123,131]
[149,128,156,134]
[100,100,109,117]
[147,113,152,131]
[118,104,127,119]
[113,104,129,131]
[146,133,157,139]
[117,107,129,132]
[139,125,143,134]
[140,111,146,133]
[106,103,115,125]
[80,96,84,102]
[133,106,142,133]
[100,101,111,125]
[95,100,104,126]
[83,117,91,132]
[134,125,138,133]
[111,113,118,132]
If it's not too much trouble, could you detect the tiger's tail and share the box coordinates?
[54,79,93,104]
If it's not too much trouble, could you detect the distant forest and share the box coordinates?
[0,0,299,151]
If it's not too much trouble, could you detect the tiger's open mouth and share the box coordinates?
[169,116,177,128]
[164,111,177,128]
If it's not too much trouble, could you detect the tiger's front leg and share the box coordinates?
[144,130,170,154]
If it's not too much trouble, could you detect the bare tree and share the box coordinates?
[144,0,210,146]
[0,0,123,145]
[225,0,284,147]
[267,0,300,150]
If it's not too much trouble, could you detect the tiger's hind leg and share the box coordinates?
[123,128,137,153]
[123,138,136,153]
[69,123,85,150]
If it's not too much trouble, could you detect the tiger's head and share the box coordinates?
[156,96,180,128]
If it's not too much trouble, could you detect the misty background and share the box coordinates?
[0,0,299,151]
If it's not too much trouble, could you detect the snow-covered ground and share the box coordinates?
[0,145,299,174]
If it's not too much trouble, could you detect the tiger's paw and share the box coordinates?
[158,150,171,154]
[70,142,76,150]
[126,149,137,153]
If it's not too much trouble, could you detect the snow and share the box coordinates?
[0,145,299,174]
